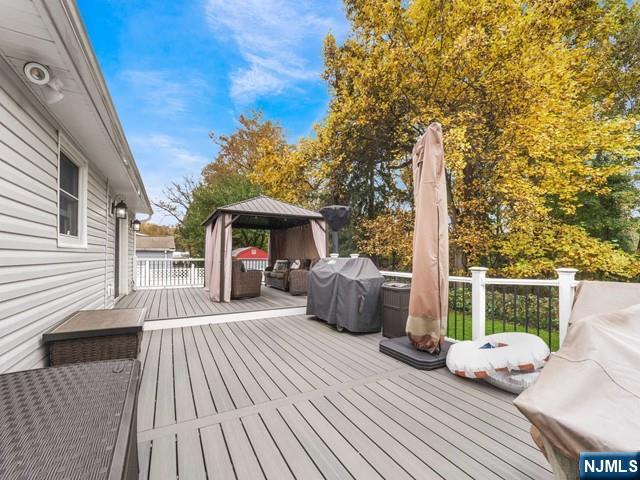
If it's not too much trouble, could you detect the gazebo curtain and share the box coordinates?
[268,220,326,265]
[310,219,327,259]
[204,214,232,302]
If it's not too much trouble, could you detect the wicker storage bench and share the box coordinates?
[381,282,411,338]
[0,359,140,480]
[44,309,145,366]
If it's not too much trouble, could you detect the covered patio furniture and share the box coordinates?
[406,122,449,353]
[231,260,262,299]
[203,196,326,302]
[43,308,145,366]
[307,257,384,332]
[514,280,640,480]
[380,122,451,370]
[0,359,140,480]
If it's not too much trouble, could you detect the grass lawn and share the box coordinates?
[446,311,560,351]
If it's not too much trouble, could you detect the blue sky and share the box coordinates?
[77,0,348,224]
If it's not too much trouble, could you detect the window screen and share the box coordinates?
[59,152,79,236]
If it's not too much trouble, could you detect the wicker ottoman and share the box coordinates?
[44,309,145,366]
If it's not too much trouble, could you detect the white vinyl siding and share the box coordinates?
[0,65,130,373]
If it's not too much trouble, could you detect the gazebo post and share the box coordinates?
[219,215,225,302]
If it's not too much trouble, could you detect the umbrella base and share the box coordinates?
[379,336,451,370]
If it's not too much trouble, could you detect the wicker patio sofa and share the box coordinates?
[288,259,316,295]
[264,260,291,291]
[231,260,262,299]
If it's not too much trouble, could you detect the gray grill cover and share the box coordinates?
[307,257,384,332]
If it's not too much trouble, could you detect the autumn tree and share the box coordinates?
[203,110,316,204]
[138,222,175,236]
[310,0,640,278]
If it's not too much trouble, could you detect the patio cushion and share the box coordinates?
[273,260,289,271]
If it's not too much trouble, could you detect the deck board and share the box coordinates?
[117,285,306,321]
[137,315,552,479]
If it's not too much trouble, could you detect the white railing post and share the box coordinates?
[145,260,150,288]
[470,267,488,340]
[556,267,578,347]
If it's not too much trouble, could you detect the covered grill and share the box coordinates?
[307,257,384,332]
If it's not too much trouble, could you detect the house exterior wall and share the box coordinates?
[0,63,133,373]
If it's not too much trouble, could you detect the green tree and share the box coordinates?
[178,175,265,257]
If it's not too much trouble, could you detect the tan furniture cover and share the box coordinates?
[514,301,640,460]
[406,122,448,353]
[569,280,640,324]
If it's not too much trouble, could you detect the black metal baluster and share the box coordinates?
[536,285,541,337]
[461,282,466,339]
[454,282,458,339]
[512,285,517,332]
[502,287,506,333]
[524,286,529,333]
[491,284,496,334]
[548,285,552,347]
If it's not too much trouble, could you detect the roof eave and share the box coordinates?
[49,0,152,214]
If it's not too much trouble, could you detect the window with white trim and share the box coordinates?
[59,152,79,236]
[57,148,87,248]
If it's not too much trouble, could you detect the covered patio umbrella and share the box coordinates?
[406,122,448,354]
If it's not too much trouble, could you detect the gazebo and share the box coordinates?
[202,195,327,302]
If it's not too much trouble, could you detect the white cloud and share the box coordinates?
[205,0,345,102]
[132,133,209,166]
[129,133,210,224]
[121,69,206,115]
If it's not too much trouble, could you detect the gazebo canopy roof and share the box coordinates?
[202,195,323,230]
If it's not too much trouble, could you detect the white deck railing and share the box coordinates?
[134,257,577,349]
[135,258,269,289]
[135,258,205,289]
[381,267,578,350]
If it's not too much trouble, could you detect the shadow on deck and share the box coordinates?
[135,313,551,479]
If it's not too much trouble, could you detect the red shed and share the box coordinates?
[232,246,268,260]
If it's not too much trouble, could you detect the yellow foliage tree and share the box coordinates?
[311,0,640,277]
[203,110,318,207]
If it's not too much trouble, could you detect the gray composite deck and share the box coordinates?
[135,314,552,480]
[116,286,306,321]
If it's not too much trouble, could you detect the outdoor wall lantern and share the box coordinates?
[132,219,141,231]
[112,200,128,219]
